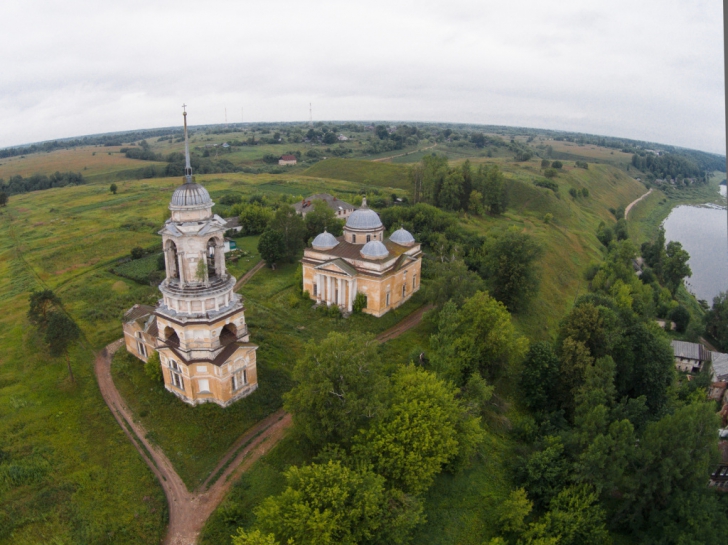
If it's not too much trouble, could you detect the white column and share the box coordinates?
[335,278,341,306]
[347,280,353,313]
[163,248,171,281]
[177,252,186,284]
[216,245,226,277]
[317,274,323,302]
[326,276,331,305]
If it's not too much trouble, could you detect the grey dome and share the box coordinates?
[390,228,415,246]
[346,198,383,230]
[312,231,339,250]
[360,240,389,259]
[170,183,212,207]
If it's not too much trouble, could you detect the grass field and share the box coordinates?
[0,132,712,543]
[0,146,167,181]
[302,157,412,189]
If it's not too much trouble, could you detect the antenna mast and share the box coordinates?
[309,103,313,127]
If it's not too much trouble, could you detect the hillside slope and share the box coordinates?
[302,158,411,189]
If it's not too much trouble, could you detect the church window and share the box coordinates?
[352,234,356,243]
[196,365,206,373]
[367,234,371,242]
[413,274,417,289]
[402,284,406,298]
[386,292,390,306]
[170,360,184,390]
[198,379,210,393]
[136,332,147,358]
[232,369,248,391]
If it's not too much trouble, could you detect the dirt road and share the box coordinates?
[376,304,434,343]
[372,144,437,163]
[95,341,292,545]
[625,188,653,219]
[233,260,266,291]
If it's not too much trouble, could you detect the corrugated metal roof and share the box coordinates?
[712,352,728,381]
[671,340,711,361]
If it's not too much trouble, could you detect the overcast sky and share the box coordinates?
[1,0,724,154]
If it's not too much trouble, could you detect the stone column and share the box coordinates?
[347,279,353,313]
[177,252,186,284]
[163,247,172,281]
[327,276,333,305]
[215,244,225,277]
[317,274,323,302]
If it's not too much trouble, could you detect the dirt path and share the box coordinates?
[234,260,266,291]
[372,144,437,163]
[95,340,292,545]
[376,304,434,343]
[625,188,653,219]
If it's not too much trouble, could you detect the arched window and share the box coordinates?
[206,238,219,279]
[402,284,406,298]
[366,234,371,242]
[352,234,357,243]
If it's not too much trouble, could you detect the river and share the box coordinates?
[662,186,727,304]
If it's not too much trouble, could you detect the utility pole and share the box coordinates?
[309,103,313,127]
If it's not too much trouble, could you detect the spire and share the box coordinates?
[182,104,193,184]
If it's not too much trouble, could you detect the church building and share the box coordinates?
[123,109,258,407]
[301,200,422,316]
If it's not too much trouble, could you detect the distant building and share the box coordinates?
[672,340,713,373]
[224,237,237,253]
[337,134,349,141]
[223,217,242,234]
[279,155,297,166]
[294,193,355,219]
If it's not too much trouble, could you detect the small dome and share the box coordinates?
[360,240,389,259]
[346,198,383,230]
[389,228,415,246]
[171,183,212,207]
[312,231,339,250]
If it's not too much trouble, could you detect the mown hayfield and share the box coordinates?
[0,146,165,180]
[302,157,411,189]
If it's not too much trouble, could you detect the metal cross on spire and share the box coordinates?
[182,104,193,183]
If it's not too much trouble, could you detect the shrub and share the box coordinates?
[541,159,551,168]
[543,213,553,224]
[130,246,144,260]
[569,188,578,198]
[534,179,559,192]
[581,187,589,197]
[144,352,163,383]
[353,292,367,313]
[551,160,563,169]
[544,168,557,179]
[575,160,589,169]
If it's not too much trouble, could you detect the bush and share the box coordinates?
[669,305,691,333]
[353,292,367,313]
[575,160,589,169]
[544,168,557,179]
[541,159,551,168]
[543,213,553,224]
[534,180,559,192]
[144,352,163,383]
[130,246,144,260]
[551,160,563,169]
[581,187,589,197]
[569,188,578,198]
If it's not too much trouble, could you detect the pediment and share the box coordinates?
[314,258,357,277]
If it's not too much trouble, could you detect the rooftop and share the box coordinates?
[294,193,355,214]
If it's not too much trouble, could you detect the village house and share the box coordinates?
[223,216,242,234]
[122,110,258,407]
[278,154,297,166]
[301,199,422,317]
[293,193,355,219]
[671,340,712,373]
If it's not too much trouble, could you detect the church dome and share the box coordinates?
[170,183,212,207]
[312,231,339,250]
[360,240,389,259]
[389,228,415,246]
[346,199,383,230]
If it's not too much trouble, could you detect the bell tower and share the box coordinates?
[154,107,258,406]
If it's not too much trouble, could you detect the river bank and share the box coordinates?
[627,172,725,245]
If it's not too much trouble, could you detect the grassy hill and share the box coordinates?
[302,158,411,189]
[0,148,650,543]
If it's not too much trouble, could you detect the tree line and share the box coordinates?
[0,171,85,196]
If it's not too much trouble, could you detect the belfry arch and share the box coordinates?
[206,236,224,279]
[165,240,180,280]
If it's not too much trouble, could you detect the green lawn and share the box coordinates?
[302,158,412,189]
